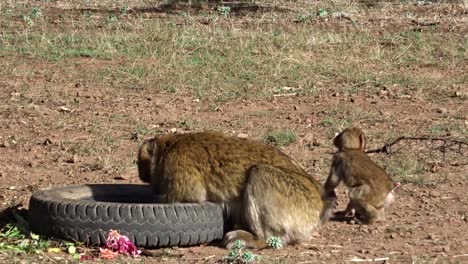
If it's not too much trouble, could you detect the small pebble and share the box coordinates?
[237,133,249,138]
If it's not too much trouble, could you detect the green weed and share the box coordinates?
[30,7,42,18]
[266,236,283,249]
[381,153,426,183]
[120,4,130,16]
[0,224,49,254]
[226,240,259,264]
[22,15,34,27]
[178,118,197,130]
[217,6,231,16]
[263,129,297,147]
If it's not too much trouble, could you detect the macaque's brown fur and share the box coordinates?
[138,131,334,248]
[324,127,395,224]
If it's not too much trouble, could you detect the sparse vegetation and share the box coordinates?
[217,5,231,16]
[120,4,130,16]
[266,236,283,249]
[263,129,297,147]
[0,224,49,254]
[30,7,42,18]
[226,240,259,264]
[0,2,464,100]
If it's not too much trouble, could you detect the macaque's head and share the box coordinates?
[333,127,367,151]
[137,138,158,183]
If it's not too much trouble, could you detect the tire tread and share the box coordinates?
[28,187,224,248]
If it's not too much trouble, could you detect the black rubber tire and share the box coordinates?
[28,184,225,248]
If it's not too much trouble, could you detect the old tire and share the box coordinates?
[28,184,225,248]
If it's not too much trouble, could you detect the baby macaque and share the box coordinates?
[324,127,397,224]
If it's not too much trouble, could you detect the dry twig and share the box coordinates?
[273,93,297,97]
[366,136,467,156]
[350,256,390,262]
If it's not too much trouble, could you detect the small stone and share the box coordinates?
[390,233,397,239]
[170,128,177,133]
[1,141,10,148]
[43,138,53,145]
[130,132,139,140]
[436,108,448,114]
[302,133,323,149]
[293,105,299,110]
[443,246,450,252]
[237,133,249,138]
[429,190,440,197]
[313,138,325,147]
[58,106,72,112]
[66,155,78,164]
[454,91,468,99]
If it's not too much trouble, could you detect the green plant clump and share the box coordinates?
[226,240,259,263]
[266,236,283,249]
[0,224,49,254]
[217,6,231,16]
[262,129,297,147]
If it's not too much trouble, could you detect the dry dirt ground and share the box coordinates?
[0,0,467,263]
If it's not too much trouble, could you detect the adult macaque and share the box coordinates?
[138,131,335,248]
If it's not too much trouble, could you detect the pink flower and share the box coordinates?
[106,229,121,250]
[101,230,141,258]
[117,236,141,257]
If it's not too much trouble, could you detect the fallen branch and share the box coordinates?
[366,136,467,155]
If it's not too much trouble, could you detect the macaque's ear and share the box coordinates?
[137,138,157,183]
[332,132,341,148]
[359,133,367,151]
[139,138,155,161]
